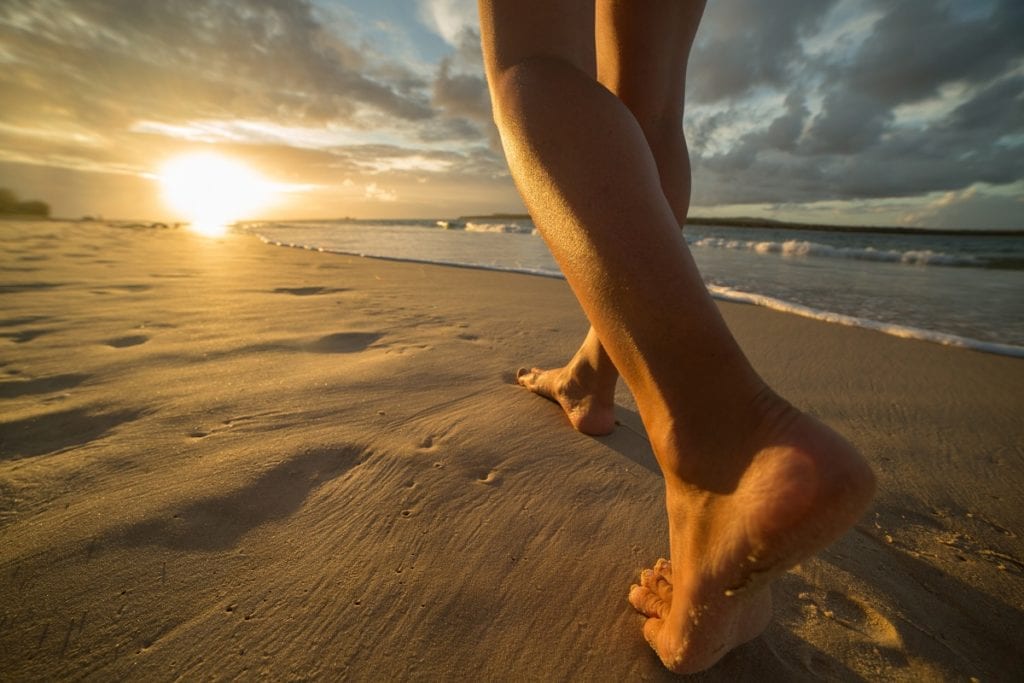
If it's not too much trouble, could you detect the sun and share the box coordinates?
[159,152,275,236]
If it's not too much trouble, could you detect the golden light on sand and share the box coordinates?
[159,152,275,237]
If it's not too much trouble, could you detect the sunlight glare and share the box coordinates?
[159,152,275,237]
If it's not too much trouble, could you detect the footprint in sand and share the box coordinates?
[0,373,90,399]
[0,315,50,328]
[415,423,459,452]
[272,286,347,296]
[477,469,502,485]
[0,282,67,294]
[820,590,902,650]
[109,284,152,292]
[306,332,381,353]
[105,335,149,348]
[186,412,278,439]
[1,329,52,344]
[1,406,146,459]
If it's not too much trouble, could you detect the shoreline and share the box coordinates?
[255,230,1024,359]
[453,213,1024,237]
[2,221,1022,679]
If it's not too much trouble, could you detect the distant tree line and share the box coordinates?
[0,187,50,217]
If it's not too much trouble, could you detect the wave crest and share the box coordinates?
[464,222,534,234]
[707,285,1024,358]
[690,236,986,268]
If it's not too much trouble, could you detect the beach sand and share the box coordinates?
[1,220,1022,680]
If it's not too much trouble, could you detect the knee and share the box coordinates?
[631,107,686,153]
[608,84,685,148]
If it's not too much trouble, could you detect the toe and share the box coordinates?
[629,583,668,620]
[517,367,558,400]
[516,367,542,389]
[652,559,673,600]
[653,558,672,578]
[639,563,672,602]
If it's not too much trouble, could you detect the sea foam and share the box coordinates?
[690,236,987,268]
[707,285,1024,358]
[248,221,1023,358]
[464,221,534,234]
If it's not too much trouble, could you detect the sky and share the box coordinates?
[0,0,1022,229]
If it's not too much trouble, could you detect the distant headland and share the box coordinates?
[0,187,50,218]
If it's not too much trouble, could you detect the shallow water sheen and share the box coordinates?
[248,220,1024,356]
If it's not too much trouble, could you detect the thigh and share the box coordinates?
[478,0,596,82]
[595,0,706,124]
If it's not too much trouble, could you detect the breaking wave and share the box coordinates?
[464,222,536,235]
[688,236,1004,268]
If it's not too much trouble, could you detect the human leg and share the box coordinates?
[515,0,697,435]
[480,0,875,673]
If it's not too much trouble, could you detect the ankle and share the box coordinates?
[566,352,618,397]
[646,384,799,490]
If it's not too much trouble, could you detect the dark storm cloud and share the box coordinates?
[707,91,811,172]
[762,91,810,153]
[688,0,839,103]
[803,0,1024,155]
[689,0,1024,208]
[845,0,1024,105]
[945,73,1024,136]
[803,89,892,155]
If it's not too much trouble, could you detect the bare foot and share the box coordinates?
[629,394,875,674]
[517,364,617,436]
[516,326,619,436]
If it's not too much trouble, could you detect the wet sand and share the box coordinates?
[1,220,1022,680]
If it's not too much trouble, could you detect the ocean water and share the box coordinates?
[246,219,1024,357]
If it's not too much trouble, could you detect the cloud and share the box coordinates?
[804,88,892,154]
[0,0,508,216]
[687,0,1024,217]
[428,26,497,147]
[0,0,434,133]
[432,48,490,124]
[688,0,839,103]
[364,182,397,202]
[844,0,1023,106]
[907,183,1024,230]
[0,0,1020,225]
[417,0,477,46]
